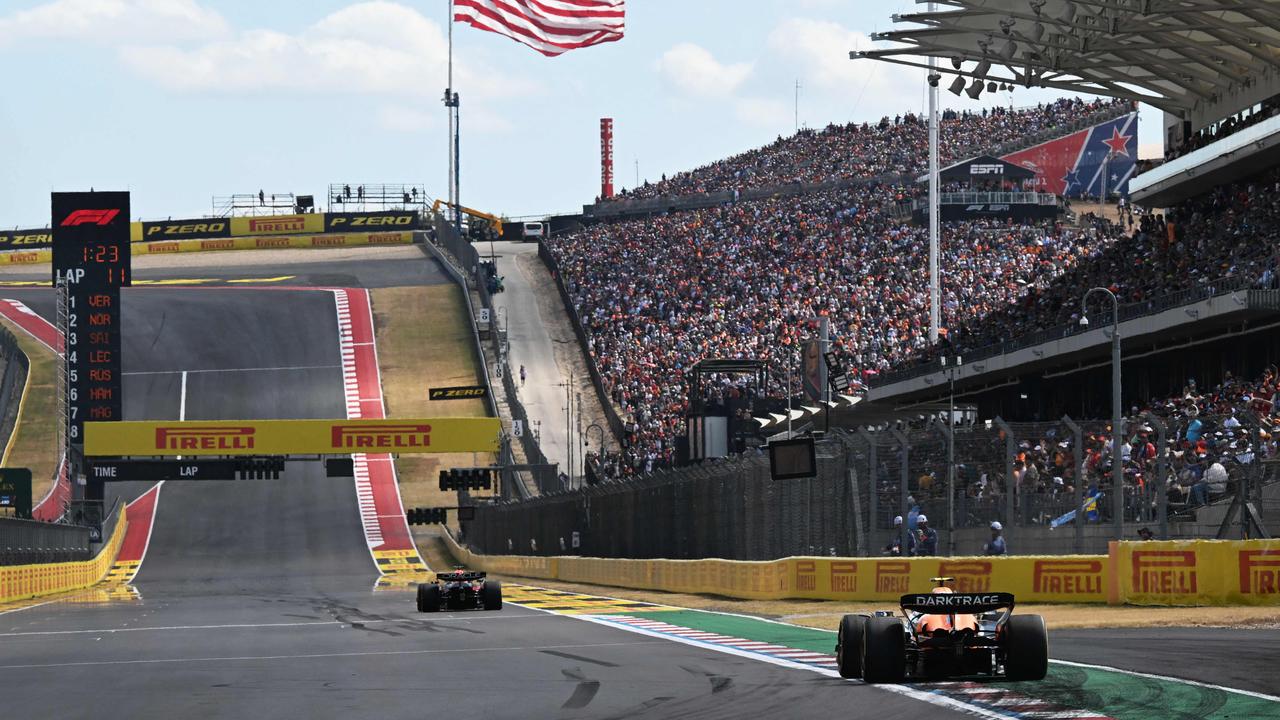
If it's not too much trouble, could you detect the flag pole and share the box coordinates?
[447,0,455,228]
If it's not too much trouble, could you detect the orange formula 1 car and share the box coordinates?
[835,577,1048,683]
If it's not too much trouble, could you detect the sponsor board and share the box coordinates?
[83,418,501,456]
[0,231,413,265]
[1115,539,1280,605]
[0,250,51,265]
[429,385,489,400]
[141,219,229,240]
[0,229,53,250]
[230,213,325,237]
[325,211,418,233]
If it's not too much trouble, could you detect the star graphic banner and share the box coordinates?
[1001,112,1137,199]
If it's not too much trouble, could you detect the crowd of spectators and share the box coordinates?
[1164,94,1280,161]
[554,182,1128,471]
[924,165,1280,364]
[556,96,1280,484]
[876,365,1280,534]
[607,97,1128,202]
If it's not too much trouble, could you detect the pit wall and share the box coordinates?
[444,532,1280,606]
[0,230,414,266]
[0,504,127,603]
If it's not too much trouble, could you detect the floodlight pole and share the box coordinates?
[928,1,940,345]
[1083,287,1123,541]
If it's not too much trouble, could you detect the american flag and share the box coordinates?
[454,0,625,57]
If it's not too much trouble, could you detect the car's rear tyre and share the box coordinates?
[482,580,503,610]
[836,614,867,679]
[417,583,441,613]
[861,617,906,683]
[1003,614,1048,681]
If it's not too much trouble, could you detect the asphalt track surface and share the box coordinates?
[1,261,1276,719]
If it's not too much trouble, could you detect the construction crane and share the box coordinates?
[430,199,504,240]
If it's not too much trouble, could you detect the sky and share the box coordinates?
[0,0,1163,228]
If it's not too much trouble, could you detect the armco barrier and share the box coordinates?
[0,231,414,266]
[0,503,127,604]
[445,531,1280,606]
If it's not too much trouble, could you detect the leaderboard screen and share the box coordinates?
[52,191,130,448]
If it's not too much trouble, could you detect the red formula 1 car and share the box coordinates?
[835,577,1048,683]
[416,569,503,612]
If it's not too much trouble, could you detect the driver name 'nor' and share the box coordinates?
[909,594,1004,607]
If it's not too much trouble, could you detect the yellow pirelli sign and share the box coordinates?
[84,418,500,456]
[230,214,325,237]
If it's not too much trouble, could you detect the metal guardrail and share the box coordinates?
[0,325,29,465]
[870,274,1258,389]
[911,192,1058,210]
[0,516,91,565]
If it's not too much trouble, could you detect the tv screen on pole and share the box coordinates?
[769,437,816,480]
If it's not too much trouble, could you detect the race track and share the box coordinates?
[1,255,1277,719]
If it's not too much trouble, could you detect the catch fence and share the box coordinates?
[466,413,1278,559]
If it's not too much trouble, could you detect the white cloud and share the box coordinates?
[376,104,437,133]
[0,0,228,45]
[118,2,533,101]
[655,42,752,99]
[734,96,790,128]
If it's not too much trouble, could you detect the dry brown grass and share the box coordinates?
[371,285,496,516]
[0,317,60,501]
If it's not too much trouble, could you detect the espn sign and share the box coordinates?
[1033,559,1103,596]
[1131,550,1197,595]
[156,426,255,451]
[969,164,1005,175]
[331,423,432,450]
[1239,549,1280,595]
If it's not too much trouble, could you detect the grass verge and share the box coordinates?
[371,285,495,516]
[0,317,59,501]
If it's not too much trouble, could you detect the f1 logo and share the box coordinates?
[61,209,120,227]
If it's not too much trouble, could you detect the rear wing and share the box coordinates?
[437,571,486,582]
[900,592,1015,613]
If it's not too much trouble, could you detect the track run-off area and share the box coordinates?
[0,249,1276,719]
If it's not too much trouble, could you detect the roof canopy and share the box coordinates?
[852,0,1280,114]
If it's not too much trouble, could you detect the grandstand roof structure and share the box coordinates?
[852,0,1280,114]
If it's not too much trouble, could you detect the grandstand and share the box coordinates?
[521,10,1280,552]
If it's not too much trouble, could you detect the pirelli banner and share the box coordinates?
[451,540,1280,607]
[1111,539,1280,606]
[134,231,413,256]
[230,214,325,237]
[84,418,500,456]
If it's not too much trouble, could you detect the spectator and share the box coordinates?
[914,514,938,556]
[984,521,1007,555]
